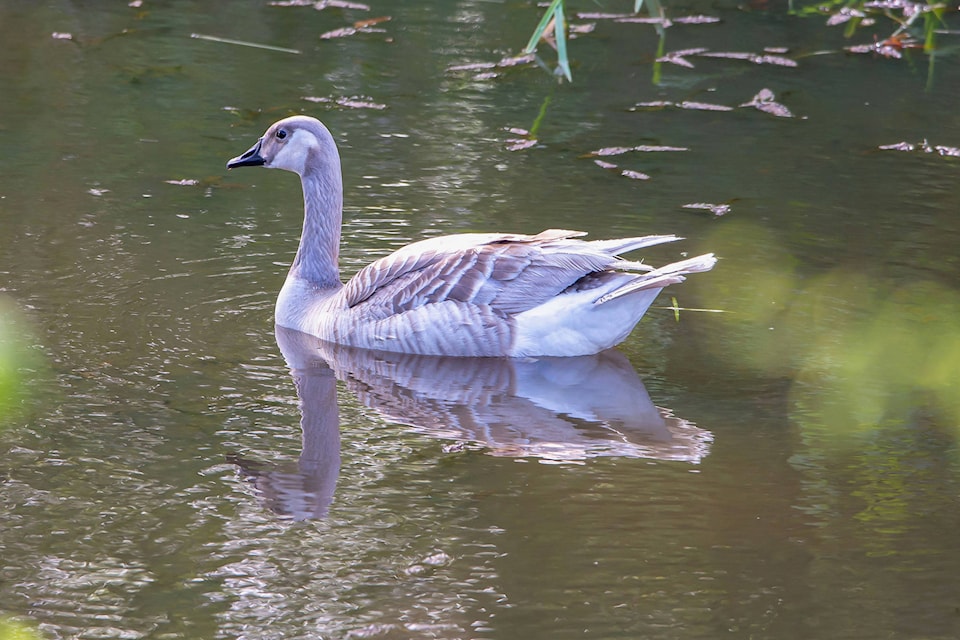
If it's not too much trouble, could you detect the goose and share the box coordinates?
[226,115,716,357]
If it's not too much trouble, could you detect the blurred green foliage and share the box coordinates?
[0,297,38,431]
[0,617,44,640]
[699,221,960,443]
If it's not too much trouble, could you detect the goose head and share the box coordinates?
[226,115,340,177]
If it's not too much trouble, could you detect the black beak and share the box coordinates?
[226,137,265,169]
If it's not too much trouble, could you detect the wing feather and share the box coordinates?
[338,229,686,318]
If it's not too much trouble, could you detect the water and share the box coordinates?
[2,1,960,638]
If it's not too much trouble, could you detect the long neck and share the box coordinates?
[289,168,343,288]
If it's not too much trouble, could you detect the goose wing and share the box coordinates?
[339,229,680,318]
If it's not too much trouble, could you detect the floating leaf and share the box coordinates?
[504,127,530,136]
[506,138,538,152]
[657,51,698,68]
[320,26,358,39]
[846,42,903,58]
[826,7,866,26]
[697,50,798,66]
[588,144,687,157]
[621,169,651,180]
[497,53,536,67]
[593,159,619,169]
[683,202,731,216]
[353,16,390,29]
[672,15,722,24]
[447,61,497,72]
[615,16,671,26]
[576,12,633,19]
[879,141,916,151]
[740,88,794,118]
[590,147,634,157]
[879,140,960,156]
[633,144,688,152]
[754,54,798,67]
[677,101,734,111]
[569,22,596,37]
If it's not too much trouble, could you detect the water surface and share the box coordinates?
[1,1,959,639]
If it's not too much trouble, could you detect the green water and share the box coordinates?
[2,1,959,638]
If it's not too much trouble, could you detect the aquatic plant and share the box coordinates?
[524,0,654,81]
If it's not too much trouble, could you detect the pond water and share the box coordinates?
[2,0,960,638]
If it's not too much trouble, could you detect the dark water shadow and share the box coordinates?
[231,327,712,520]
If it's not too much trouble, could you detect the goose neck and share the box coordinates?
[289,170,342,288]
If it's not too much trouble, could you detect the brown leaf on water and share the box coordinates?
[879,141,916,151]
[621,169,651,180]
[353,16,390,29]
[683,202,731,216]
[496,53,536,67]
[324,0,371,8]
[575,12,632,19]
[740,88,794,118]
[826,7,865,26]
[615,16,671,27]
[506,138,538,152]
[447,61,497,72]
[879,140,960,157]
[633,145,689,152]
[657,50,700,68]
[846,42,903,58]
[934,145,960,157]
[631,101,673,111]
[569,23,596,37]
[320,26,357,39]
[588,144,688,157]
[590,146,635,157]
[672,15,721,24]
[754,55,798,67]
[677,101,734,111]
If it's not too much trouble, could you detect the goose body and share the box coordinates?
[227,116,716,357]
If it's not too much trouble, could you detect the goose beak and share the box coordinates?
[226,137,265,169]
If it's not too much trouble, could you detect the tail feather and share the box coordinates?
[587,234,681,256]
[594,253,717,305]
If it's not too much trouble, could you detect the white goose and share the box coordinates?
[226,115,716,357]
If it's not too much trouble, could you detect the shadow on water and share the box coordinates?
[229,326,712,520]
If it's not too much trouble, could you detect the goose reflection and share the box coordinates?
[230,327,712,520]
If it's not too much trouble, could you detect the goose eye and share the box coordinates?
[276,129,287,140]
